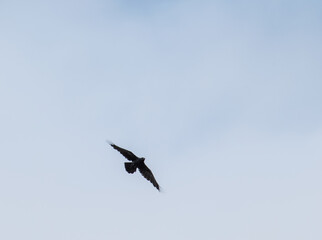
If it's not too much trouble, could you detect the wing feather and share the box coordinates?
[138,163,160,191]
[110,143,138,161]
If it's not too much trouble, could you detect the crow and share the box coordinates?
[108,142,160,191]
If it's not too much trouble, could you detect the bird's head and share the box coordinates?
[140,157,145,162]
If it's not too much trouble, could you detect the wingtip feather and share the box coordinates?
[106,140,114,146]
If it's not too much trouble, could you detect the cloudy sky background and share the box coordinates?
[1,0,321,239]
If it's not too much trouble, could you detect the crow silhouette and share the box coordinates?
[108,142,160,191]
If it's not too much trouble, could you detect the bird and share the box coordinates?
[108,141,160,191]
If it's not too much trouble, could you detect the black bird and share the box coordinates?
[108,142,160,191]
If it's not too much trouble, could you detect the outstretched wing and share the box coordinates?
[138,163,160,191]
[110,143,138,161]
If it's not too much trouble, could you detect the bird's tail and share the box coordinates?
[124,162,137,174]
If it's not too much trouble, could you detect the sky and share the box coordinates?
[0,0,321,239]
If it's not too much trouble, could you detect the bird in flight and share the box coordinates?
[108,142,160,191]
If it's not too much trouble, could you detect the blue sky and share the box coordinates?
[0,1,321,239]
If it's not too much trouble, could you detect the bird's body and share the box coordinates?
[108,142,160,191]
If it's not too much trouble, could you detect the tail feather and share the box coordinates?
[124,162,137,174]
